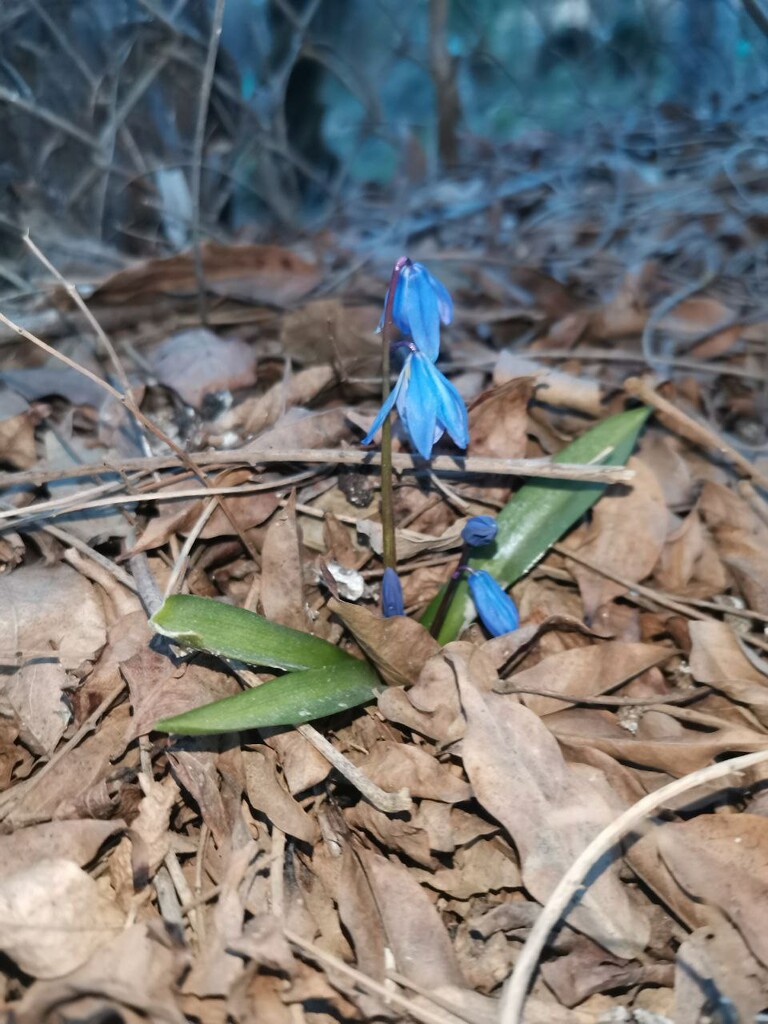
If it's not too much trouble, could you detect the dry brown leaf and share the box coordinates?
[354,740,471,803]
[413,800,497,853]
[122,646,239,741]
[413,837,522,898]
[688,619,768,724]
[168,742,232,847]
[1,659,70,756]
[564,457,667,618]
[184,814,258,998]
[377,645,466,743]
[334,845,388,1019]
[547,705,767,776]
[242,405,350,451]
[675,920,768,1024]
[147,328,257,409]
[264,731,331,794]
[260,493,310,632]
[0,563,106,672]
[494,352,604,416]
[497,640,675,715]
[91,242,321,307]
[0,820,123,879]
[280,299,380,378]
[12,922,187,1024]
[346,800,434,866]
[454,653,650,957]
[226,364,335,436]
[658,815,768,968]
[0,406,36,468]
[244,745,317,843]
[359,847,466,989]
[328,596,439,686]
[0,858,124,978]
[467,377,533,459]
[12,704,133,824]
[541,934,672,1008]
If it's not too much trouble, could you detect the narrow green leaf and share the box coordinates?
[422,406,651,643]
[154,659,382,734]
[151,594,353,671]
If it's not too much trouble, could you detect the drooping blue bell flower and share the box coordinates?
[467,570,520,637]
[461,515,498,548]
[363,347,469,460]
[381,567,405,617]
[380,260,453,362]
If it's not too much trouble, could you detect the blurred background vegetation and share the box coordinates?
[0,0,766,267]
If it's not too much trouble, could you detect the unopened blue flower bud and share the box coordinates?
[381,567,405,617]
[461,515,498,548]
[468,570,519,637]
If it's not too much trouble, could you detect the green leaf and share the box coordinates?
[154,659,382,734]
[151,594,353,671]
[422,406,651,643]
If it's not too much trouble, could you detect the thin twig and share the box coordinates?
[500,748,768,1024]
[190,0,227,324]
[0,447,636,491]
[0,304,261,561]
[284,928,456,1024]
[296,723,411,813]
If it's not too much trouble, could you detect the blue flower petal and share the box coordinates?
[402,265,441,362]
[381,567,405,617]
[398,353,439,459]
[461,515,498,547]
[423,267,453,326]
[422,358,469,450]
[362,367,405,446]
[468,570,520,636]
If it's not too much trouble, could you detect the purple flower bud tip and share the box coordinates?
[461,515,498,547]
[467,570,519,637]
[381,567,405,617]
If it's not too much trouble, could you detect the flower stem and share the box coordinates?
[380,256,409,570]
[429,545,469,639]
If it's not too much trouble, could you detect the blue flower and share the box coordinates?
[461,515,498,548]
[381,567,404,617]
[468,570,519,636]
[363,348,469,459]
[380,261,453,362]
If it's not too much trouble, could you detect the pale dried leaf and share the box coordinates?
[0,858,124,978]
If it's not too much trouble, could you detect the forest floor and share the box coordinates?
[1,107,768,1023]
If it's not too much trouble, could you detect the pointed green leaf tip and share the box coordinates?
[150,594,381,734]
[422,406,651,643]
[154,660,381,735]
